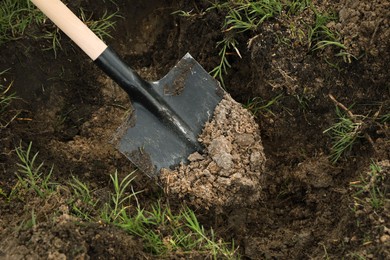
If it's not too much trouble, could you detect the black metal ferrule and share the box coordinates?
[94,46,154,104]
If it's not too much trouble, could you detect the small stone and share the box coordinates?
[201,169,211,177]
[235,133,255,147]
[208,136,232,156]
[188,152,204,162]
[380,235,390,243]
[217,177,231,186]
[250,150,265,170]
[213,152,233,170]
[219,169,232,177]
[48,252,67,260]
[207,161,220,174]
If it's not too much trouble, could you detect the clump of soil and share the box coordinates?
[160,94,266,210]
[335,0,389,58]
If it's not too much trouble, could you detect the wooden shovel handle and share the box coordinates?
[31,0,107,60]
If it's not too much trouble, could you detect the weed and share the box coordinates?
[0,186,7,198]
[0,90,13,113]
[307,9,336,49]
[0,1,117,56]
[0,68,15,107]
[306,6,354,62]
[295,92,313,112]
[288,22,306,46]
[244,93,283,117]
[227,1,283,32]
[29,209,37,228]
[0,69,20,128]
[100,170,140,222]
[68,176,98,220]
[15,142,55,198]
[79,8,118,39]
[0,0,46,44]
[182,208,238,259]
[41,28,62,58]
[118,204,238,258]
[172,9,206,18]
[98,172,238,258]
[323,106,364,163]
[380,113,390,123]
[351,161,387,211]
[210,37,239,87]
[18,209,38,230]
[207,0,285,85]
[0,84,14,114]
[286,0,310,15]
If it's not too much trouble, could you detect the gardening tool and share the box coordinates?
[31,0,224,177]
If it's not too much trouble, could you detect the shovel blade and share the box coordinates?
[113,53,224,177]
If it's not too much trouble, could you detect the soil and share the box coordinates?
[0,0,389,259]
[160,94,266,211]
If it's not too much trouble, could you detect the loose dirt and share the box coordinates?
[160,94,266,210]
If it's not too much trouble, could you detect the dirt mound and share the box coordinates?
[160,94,266,210]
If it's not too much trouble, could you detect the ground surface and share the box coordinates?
[0,0,389,259]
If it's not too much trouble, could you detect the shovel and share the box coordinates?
[31,0,224,177]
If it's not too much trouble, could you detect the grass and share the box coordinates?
[222,0,283,33]
[210,37,239,87]
[0,70,16,114]
[68,176,99,220]
[117,203,238,258]
[206,0,285,86]
[100,170,140,222]
[174,0,350,85]
[0,0,118,56]
[14,142,55,198]
[348,160,388,258]
[323,107,364,163]
[286,0,311,15]
[306,7,353,62]
[244,93,283,117]
[307,9,338,51]
[100,171,238,258]
[351,161,387,211]
[79,8,118,40]
[5,144,239,258]
[0,69,20,129]
[0,0,46,44]
[324,95,388,164]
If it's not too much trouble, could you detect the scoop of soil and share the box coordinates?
[160,94,266,210]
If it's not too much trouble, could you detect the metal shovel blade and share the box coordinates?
[111,53,224,177]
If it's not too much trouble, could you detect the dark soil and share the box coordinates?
[1,0,389,259]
